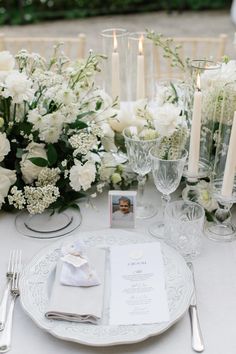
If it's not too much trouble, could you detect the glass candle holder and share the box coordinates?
[100,28,128,103]
[127,32,155,102]
[206,82,236,241]
[184,59,222,180]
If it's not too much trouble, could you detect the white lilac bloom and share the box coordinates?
[20,142,47,184]
[0,132,10,162]
[69,161,96,192]
[2,71,34,104]
[153,103,181,137]
[24,185,60,214]
[36,167,61,187]
[69,132,97,156]
[0,167,16,209]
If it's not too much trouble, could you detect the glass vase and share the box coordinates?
[100,28,128,104]
[184,59,221,180]
[206,81,236,242]
[127,32,155,102]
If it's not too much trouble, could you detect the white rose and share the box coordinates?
[69,161,96,192]
[153,103,181,137]
[0,132,10,162]
[0,167,16,209]
[109,107,144,133]
[20,142,47,184]
[3,71,34,104]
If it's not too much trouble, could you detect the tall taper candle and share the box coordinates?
[221,113,236,197]
[111,31,120,102]
[136,35,145,100]
[188,74,202,178]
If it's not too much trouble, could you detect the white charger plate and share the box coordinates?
[20,229,193,346]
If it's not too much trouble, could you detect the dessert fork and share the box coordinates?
[0,250,21,332]
[0,253,21,353]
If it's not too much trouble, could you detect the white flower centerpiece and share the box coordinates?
[0,47,135,217]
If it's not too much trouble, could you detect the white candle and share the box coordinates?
[111,31,120,103]
[221,113,236,197]
[136,35,145,100]
[188,74,202,178]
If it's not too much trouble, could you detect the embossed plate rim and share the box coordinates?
[20,229,193,346]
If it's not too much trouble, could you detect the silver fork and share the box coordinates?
[0,251,21,331]
[0,252,21,353]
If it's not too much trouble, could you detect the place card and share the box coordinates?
[109,242,170,325]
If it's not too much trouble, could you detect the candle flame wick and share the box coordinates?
[138,35,144,55]
[113,31,118,52]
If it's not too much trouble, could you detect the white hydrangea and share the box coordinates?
[69,161,96,192]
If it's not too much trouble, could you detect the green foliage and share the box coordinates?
[0,0,232,25]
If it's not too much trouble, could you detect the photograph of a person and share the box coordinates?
[109,191,136,228]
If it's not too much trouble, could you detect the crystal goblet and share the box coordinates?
[149,147,188,238]
[123,127,160,219]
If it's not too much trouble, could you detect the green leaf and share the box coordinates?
[68,119,88,130]
[47,144,58,166]
[28,157,48,167]
[95,100,102,111]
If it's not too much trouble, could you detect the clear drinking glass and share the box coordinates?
[149,147,188,237]
[164,200,205,260]
[123,127,160,219]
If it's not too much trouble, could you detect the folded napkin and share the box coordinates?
[45,246,106,324]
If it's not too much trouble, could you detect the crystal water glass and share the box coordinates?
[164,200,205,260]
[123,127,160,219]
[149,147,188,238]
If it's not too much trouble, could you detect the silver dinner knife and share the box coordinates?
[187,262,205,352]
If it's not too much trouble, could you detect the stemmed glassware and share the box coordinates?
[149,147,188,238]
[123,126,160,219]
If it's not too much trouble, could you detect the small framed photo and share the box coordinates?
[109,191,137,229]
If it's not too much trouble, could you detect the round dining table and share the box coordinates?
[0,180,236,354]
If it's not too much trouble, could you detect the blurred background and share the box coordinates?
[0,0,235,57]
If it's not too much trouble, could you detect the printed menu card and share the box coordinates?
[109,242,170,325]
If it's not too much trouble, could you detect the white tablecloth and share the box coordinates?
[1,182,236,354]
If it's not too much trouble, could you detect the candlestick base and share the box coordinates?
[205,199,236,242]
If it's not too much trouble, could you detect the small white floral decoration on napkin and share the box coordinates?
[60,240,101,287]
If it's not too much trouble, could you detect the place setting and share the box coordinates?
[0,5,236,353]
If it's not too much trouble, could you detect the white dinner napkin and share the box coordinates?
[45,246,106,324]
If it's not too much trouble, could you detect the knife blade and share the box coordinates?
[187,262,205,353]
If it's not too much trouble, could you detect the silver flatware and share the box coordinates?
[0,251,21,331]
[187,262,205,353]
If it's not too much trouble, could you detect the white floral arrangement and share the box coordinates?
[0,47,135,214]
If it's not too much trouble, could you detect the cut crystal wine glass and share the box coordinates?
[149,147,188,238]
[123,127,160,219]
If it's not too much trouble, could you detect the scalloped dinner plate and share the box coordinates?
[20,229,193,346]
